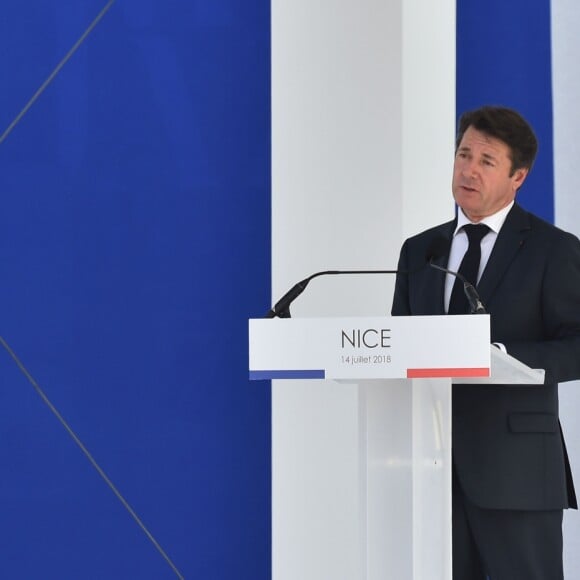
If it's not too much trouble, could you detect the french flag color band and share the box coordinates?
[407,368,491,379]
[250,370,326,380]
[251,368,490,380]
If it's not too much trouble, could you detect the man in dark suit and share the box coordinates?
[391,106,580,579]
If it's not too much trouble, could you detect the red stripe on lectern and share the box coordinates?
[407,367,490,378]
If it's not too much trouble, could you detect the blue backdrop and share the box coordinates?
[0,2,270,578]
[0,1,556,578]
[457,0,554,223]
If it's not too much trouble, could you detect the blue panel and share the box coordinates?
[0,1,270,578]
[457,0,554,223]
[250,370,326,380]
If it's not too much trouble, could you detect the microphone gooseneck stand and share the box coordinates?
[266,269,401,318]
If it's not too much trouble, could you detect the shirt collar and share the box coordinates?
[454,200,515,236]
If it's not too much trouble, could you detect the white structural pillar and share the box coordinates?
[271,0,456,578]
[551,0,580,574]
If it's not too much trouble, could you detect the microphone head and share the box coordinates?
[425,236,449,263]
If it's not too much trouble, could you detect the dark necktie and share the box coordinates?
[448,224,490,314]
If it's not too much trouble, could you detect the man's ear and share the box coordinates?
[512,167,529,191]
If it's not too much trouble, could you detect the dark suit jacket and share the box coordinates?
[392,203,580,511]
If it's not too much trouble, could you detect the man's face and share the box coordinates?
[452,126,528,222]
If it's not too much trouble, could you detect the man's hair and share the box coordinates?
[456,106,538,175]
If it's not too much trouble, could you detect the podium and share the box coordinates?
[249,316,544,580]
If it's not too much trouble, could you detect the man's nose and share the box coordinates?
[462,159,478,178]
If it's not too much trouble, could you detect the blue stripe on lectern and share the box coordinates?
[249,370,326,380]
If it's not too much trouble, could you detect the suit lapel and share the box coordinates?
[477,203,531,305]
[429,220,455,314]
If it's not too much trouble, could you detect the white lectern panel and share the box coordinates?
[254,317,543,580]
[359,378,451,580]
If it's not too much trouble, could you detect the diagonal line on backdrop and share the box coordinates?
[0,335,186,580]
[0,1,186,578]
[0,0,116,146]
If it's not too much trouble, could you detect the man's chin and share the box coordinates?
[453,195,479,212]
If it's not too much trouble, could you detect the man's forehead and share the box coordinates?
[459,127,510,156]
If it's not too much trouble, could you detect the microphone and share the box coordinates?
[425,237,487,314]
[265,269,401,318]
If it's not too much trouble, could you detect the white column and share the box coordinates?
[551,0,580,574]
[272,0,455,577]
